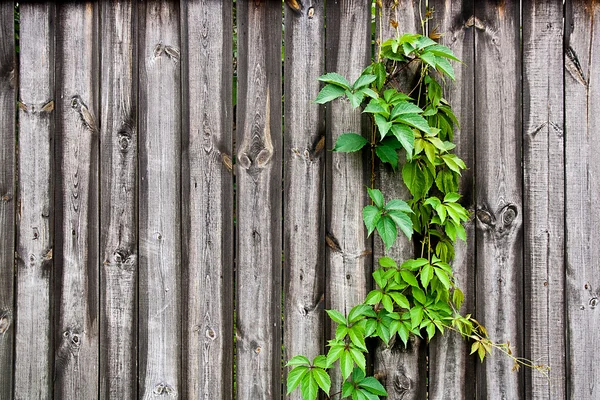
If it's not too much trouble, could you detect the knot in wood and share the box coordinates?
[501,204,518,227]
[206,327,217,340]
[153,382,177,397]
[118,130,132,152]
[476,209,495,227]
[0,309,12,335]
[393,372,412,394]
[589,297,598,309]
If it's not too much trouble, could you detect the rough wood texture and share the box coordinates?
[0,3,15,399]
[325,0,371,392]
[181,1,234,398]
[474,2,523,399]
[283,2,326,398]
[138,2,182,398]
[565,1,600,398]
[235,1,282,398]
[53,3,99,398]
[427,2,477,399]
[99,2,138,398]
[522,1,566,399]
[14,4,55,398]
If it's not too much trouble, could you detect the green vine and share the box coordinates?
[287,13,548,400]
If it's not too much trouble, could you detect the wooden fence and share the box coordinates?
[0,0,598,399]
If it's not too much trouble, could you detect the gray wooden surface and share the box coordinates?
[235,1,282,399]
[181,1,234,398]
[282,1,326,399]
[99,1,138,398]
[565,1,600,399]
[137,2,182,398]
[522,1,566,399]
[53,3,99,398]
[427,2,477,399]
[325,0,372,392]
[14,3,55,398]
[0,3,15,399]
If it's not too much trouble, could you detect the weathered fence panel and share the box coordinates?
[565,1,600,399]
[0,3,15,399]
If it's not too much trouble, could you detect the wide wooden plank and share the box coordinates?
[325,0,371,392]
[138,2,182,398]
[427,2,477,399]
[0,2,16,399]
[372,1,427,399]
[235,1,282,398]
[565,1,600,398]
[53,3,99,398]
[473,2,523,398]
[99,2,138,398]
[282,2,326,399]
[522,1,566,399]
[181,1,234,398]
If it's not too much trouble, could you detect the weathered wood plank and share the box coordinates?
[427,2,477,399]
[325,0,371,392]
[0,3,16,399]
[53,3,99,398]
[181,1,234,398]
[473,2,523,398]
[565,1,600,398]
[14,3,55,398]
[235,1,282,398]
[283,1,326,399]
[522,1,566,399]
[138,2,182,398]
[99,2,138,398]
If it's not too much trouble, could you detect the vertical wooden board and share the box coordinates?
[99,2,138,398]
[427,2,477,399]
[373,2,428,399]
[181,1,234,398]
[14,4,55,399]
[522,1,566,399]
[282,1,326,398]
[565,1,600,398]
[325,0,371,392]
[0,3,15,399]
[138,1,182,398]
[473,2,523,399]
[235,1,282,398]
[53,3,99,398]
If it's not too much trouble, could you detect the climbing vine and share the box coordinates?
[286,5,548,400]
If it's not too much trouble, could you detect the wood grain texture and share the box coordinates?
[325,0,371,392]
[53,3,99,398]
[565,1,600,398]
[522,1,566,399]
[0,3,15,399]
[282,2,326,398]
[427,2,477,399]
[14,4,55,399]
[99,2,138,398]
[473,2,523,399]
[138,2,182,398]
[235,1,282,398]
[181,1,234,398]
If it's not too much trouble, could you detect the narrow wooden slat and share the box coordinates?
[325,0,371,392]
[235,1,282,398]
[522,1,566,399]
[14,3,55,398]
[99,2,138,398]
[53,3,99,398]
[0,2,16,399]
[282,2,326,398]
[181,1,234,398]
[473,2,523,398]
[138,2,182,397]
[427,2,477,398]
[565,1,600,398]
[373,2,427,399]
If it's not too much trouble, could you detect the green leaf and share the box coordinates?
[365,289,383,305]
[312,368,331,395]
[286,355,310,367]
[453,287,465,310]
[357,389,379,400]
[398,323,410,346]
[333,133,368,152]
[390,101,423,119]
[421,263,433,289]
[395,113,431,133]
[410,306,424,329]
[349,326,368,351]
[412,287,427,304]
[445,220,457,241]
[346,89,365,108]
[363,99,388,115]
[434,267,452,289]
[340,350,355,379]
[401,258,429,271]
[359,87,379,100]
[400,270,419,287]
[381,294,394,313]
[315,83,346,104]
[342,381,355,397]
[387,210,413,240]
[385,199,412,213]
[390,124,415,157]
[388,291,410,309]
[287,366,309,394]
[374,114,392,138]
[313,355,328,369]
[326,309,347,325]
[363,205,382,236]
[444,192,461,203]
[326,343,345,367]
[349,347,367,373]
[301,372,319,400]
[376,145,398,169]
[378,256,397,268]
[427,44,460,61]
[352,366,366,382]
[436,56,455,80]
[318,72,351,89]
[359,377,388,396]
[420,51,437,68]
[353,74,377,90]
[348,304,371,323]
[367,188,385,209]
[376,216,397,250]
[373,62,386,90]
